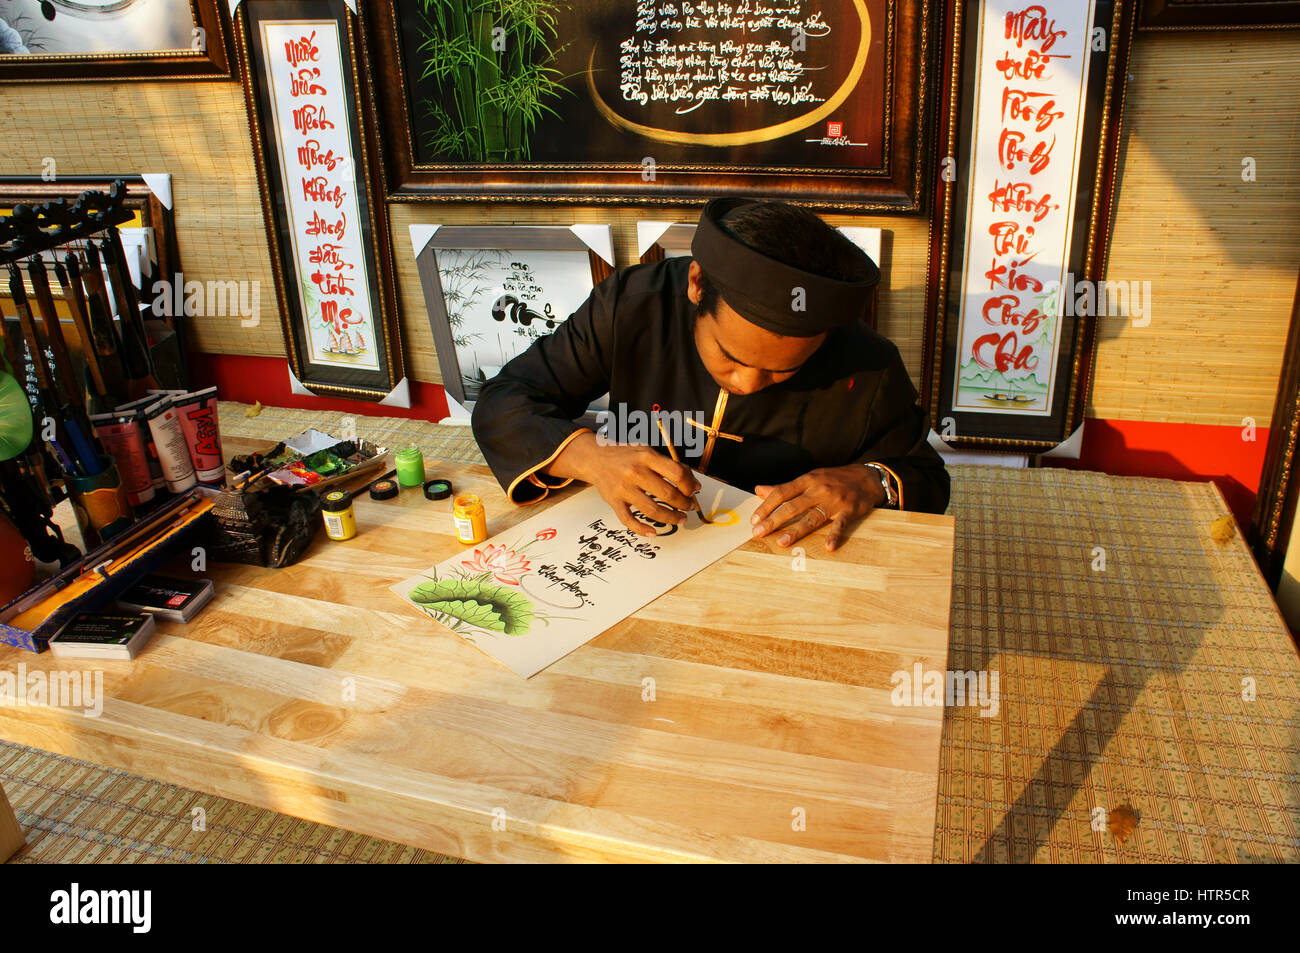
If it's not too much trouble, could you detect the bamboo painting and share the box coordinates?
[415,0,574,161]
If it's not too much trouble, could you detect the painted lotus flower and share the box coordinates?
[461,544,531,586]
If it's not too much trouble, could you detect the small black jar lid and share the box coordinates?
[369,479,399,501]
[423,478,453,501]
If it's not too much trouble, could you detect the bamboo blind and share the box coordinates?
[0,80,283,360]
[1094,30,1300,427]
[1,26,1296,425]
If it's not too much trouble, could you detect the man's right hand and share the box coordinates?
[545,431,701,536]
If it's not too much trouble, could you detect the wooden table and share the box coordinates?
[0,439,956,863]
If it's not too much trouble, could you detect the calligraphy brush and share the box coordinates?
[98,236,157,386]
[67,249,130,400]
[7,264,93,477]
[656,419,710,524]
[24,258,105,474]
[83,242,154,396]
[27,258,92,416]
[54,255,121,410]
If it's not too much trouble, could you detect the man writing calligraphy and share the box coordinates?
[471,197,950,551]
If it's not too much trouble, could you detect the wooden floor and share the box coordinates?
[0,445,955,863]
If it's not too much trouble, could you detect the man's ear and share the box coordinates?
[687,259,703,305]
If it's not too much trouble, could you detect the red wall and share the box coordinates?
[1041,418,1267,528]
[191,354,1267,526]
[190,353,450,423]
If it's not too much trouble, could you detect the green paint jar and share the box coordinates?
[395,445,426,488]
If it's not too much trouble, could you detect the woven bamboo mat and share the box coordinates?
[4,403,1299,862]
[216,401,483,465]
[0,741,462,864]
[938,466,1300,863]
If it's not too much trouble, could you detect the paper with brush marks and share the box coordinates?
[391,473,759,677]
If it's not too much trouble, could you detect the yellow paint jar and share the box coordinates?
[453,493,487,544]
[321,490,358,541]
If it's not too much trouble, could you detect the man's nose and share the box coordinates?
[728,369,767,395]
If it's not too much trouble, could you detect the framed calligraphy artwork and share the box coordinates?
[0,0,234,81]
[921,0,1138,451]
[365,0,936,210]
[412,224,614,411]
[234,0,404,401]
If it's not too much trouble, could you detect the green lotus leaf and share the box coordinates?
[424,598,505,632]
[409,578,534,635]
[0,368,33,462]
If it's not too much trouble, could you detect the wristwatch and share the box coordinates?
[863,463,899,509]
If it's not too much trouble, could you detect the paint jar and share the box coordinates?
[395,445,425,488]
[452,494,487,544]
[321,490,357,541]
[66,454,134,548]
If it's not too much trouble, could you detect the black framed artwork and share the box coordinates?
[234,0,405,401]
[367,0,936,210]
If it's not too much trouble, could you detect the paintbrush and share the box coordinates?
[27,259,90,412]
[7,263,95,477]
[66,250,130,401]
[656,418,710,524]
[99,236,157,385]
[83,242,154,395]
[54,256,120,409]
[24,258,105,474]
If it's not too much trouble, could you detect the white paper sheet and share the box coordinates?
[391,473,760,678]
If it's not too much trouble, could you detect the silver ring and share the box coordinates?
[812,504,829,523]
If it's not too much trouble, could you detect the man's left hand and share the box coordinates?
[751,465,887,552]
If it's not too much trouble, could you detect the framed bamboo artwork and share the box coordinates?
[365,0,937,210]
[411,224,614,410]
[234,0,405,401]
[0,0,234,81]
[921,0,1138,451]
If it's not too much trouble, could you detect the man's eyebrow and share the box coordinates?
[715,337,805,374]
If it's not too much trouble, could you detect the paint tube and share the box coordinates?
[116,394,166,491]
[142,397,197,493]
[89,411,156,507]
[170,386,224,483]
